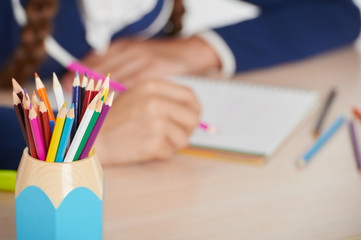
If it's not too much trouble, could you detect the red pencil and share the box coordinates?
[29,105,46,160]
[39,99,52,152]
[80,78,94,122]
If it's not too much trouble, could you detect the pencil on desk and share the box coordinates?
[55,104,75,162]
[64,94,99,162]
[80,92,114,159]
[70,71,81,141]
[297,115,345,169]
[349,120,361,173]
[12,91,29,147]
[46,104,66,162]
[313,88,336,138]
[39,100,51,152]
[35,73,55,121]
[53,72,65,111]
[352,107,361,123]
[74,100,103,161]
[29,104,46,160]
[22,92,37,158]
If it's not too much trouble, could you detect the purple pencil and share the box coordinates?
[79,92,114,159]
[349,120,361,173]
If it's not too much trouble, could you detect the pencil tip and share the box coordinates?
[24,88,27,94]
[84,72,87,77]
[35,72,39,79]
[75,70,79,78]
[71,103,74,109]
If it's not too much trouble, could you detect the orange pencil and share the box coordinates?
[35,73,55,121]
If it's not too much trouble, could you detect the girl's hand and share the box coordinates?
[95,79,201,165]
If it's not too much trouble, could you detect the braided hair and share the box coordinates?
[0,0,57,88]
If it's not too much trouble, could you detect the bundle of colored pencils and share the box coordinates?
[12,71,114,162]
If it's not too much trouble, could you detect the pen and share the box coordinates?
[297,115,345,169]
[313,88,336,138]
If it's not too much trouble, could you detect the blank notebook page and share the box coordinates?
[172,76,318,156]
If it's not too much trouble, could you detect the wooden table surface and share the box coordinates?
[1,45,361,240]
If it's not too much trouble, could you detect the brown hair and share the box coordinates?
[0,0,57,88]
[166,0,185,36]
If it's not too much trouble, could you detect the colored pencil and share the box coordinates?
[349,120,361,173]
[12,78,24,101]
[80,78,94,122]
[297,115,345,169]
[70,71,81,141]
[352,107,361,123]
[80,73,88,113]
[22,92,37,158]
[50,120,55,134]
[39,100,52,152]
[31,90,40,116]
[313,88,337,138]
[64,94,99,162]
[29,105,46,160]
[53,72,65,111]
[55,104,75,162]
[74,100,103,161]
[67,62,125,91]
[46,104,66,162]
[12,91,29,147]
[101,73,110,102]
[80,92,114,159]
[35,73,55,121]
[94,79,102,96]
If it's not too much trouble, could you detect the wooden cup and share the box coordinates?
[15,148,104,240]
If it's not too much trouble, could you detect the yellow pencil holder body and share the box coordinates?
[15,148,104,240]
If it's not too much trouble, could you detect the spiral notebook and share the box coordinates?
[172,76,318,165]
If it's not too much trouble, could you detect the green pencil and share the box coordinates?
[73,100,103,161]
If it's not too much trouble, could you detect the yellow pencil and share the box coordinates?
[101,73,110,102]
[46,103,66,162]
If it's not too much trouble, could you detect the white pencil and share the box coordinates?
[53,72,65,111]
[63,93,100,162]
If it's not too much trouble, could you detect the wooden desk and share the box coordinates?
[1,46,361,240]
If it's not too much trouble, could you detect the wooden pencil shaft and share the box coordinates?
[23,108,37,158]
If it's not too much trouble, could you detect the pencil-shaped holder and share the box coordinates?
[15,148,103,240]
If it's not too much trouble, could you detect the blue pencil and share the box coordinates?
[70,71,81,142]
[297,115,345,169]
[50,120,55,134]
[55,104,75,162]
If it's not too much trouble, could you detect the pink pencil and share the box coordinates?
[67,61,216,133]
[29,104,46,160]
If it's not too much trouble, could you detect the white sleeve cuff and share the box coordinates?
[196,30,236,76]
